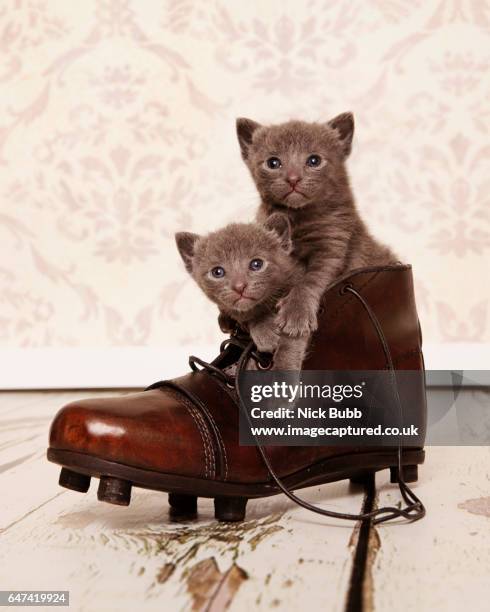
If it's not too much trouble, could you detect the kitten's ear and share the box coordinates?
[327,112,354,157]
[175,232,200,273]
[236,117,261,160]
[264,213,292,254]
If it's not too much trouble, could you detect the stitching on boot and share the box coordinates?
[204,410,229,481]
[165,379,224,480]
[205,377,243,482]
[166,389,212,479]
[173,390,216,479]
[189,405,213,479]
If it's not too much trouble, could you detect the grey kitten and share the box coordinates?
[175,214,308,370]
[236,113,397,337]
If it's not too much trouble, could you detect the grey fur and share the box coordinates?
[236,113,397,337]
[175,215,308,370]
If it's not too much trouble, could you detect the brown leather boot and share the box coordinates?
[47,264,426,523]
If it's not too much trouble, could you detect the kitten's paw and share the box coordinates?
[252,328,281,353]
[277,296,318,337]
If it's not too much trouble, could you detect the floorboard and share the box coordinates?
[1,389,485,611]
[0,391,364,611]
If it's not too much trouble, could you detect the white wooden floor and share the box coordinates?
[0,390,489,612]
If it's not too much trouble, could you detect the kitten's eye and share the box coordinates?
[211,266,225,278]
[266,157,282,170]
[249,258,264,271]
[306,154,322,167]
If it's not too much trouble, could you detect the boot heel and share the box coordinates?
[97,476,132,506]
[390,464,418,484]
[214,496,248,522]
[168,493,197,518]
[59,467,91,492]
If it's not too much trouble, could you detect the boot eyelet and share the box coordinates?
[257,357,273,371]
[339,283,353,296]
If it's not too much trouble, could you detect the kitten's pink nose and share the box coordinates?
[232,281,247,295]
[287,173,301,187]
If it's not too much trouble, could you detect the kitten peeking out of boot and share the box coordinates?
[175,214,308,371]
[236,112,398,338]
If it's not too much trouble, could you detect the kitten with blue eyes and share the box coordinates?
[175,214,308,370]
[236,113,397,338]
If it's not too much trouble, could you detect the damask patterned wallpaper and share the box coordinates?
[0,0,488,349]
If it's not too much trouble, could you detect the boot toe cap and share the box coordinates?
[48,390,207,478]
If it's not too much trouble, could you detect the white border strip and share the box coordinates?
[0,343,488,390]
